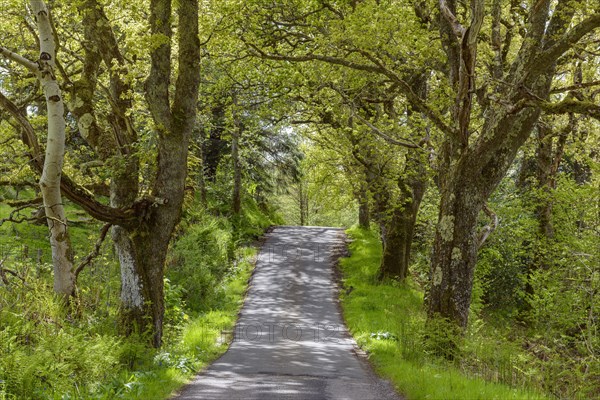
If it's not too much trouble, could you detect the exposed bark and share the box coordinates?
[428,169,483,327]
[477,204,499,249]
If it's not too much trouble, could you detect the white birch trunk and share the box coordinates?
[31,0,75,297]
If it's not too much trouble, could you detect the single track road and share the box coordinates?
[175,226,401,400]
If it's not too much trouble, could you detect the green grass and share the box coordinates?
[109,246,258,400]
[339,226,548,400]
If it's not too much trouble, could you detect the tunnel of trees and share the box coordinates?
[0,0,598,398]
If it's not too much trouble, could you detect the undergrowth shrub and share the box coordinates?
[170,210,232,312]
[0,186,276,399]
[0,276,121,399]
[170,196,278,312]
[473,175,600,398]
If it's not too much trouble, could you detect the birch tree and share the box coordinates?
[1,0,201,347]
[0,0,75,298]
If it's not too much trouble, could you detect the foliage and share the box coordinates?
[170,209,233,312]
[274,142,358,227]
[0,0,599,398]
[474,170,600,398]
[170,194,279,312]
[0,192,272,399]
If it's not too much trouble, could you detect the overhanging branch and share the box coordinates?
[245,41,456,138]
[551,80,600,94]
[352,113,420,149]
[533,13,600,74]
[537,96,600,120]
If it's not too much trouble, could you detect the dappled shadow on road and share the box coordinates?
[175,226,400,400]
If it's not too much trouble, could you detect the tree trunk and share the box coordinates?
[535,123,557,239]
[32,0,76,298]
[427,173,483,327]
[124,229,168,347]
[298,181,307,226]
[378,208,410,280]
[357,182,370,229]
[115,126,195,347]
[109,155,145,337]
[116,0,200,347]
[203,103,228,182]
[427,94,545,330]
[110,214,176,348]
[378,155,427,280]
[232,109,242,216]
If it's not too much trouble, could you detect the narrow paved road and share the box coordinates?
[175,226,401,400]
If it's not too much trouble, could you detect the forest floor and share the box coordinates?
[174,226,401,400]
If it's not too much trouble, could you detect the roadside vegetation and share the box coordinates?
[339,223,594,400]
[1,0,599,399]
[0,192,278,399]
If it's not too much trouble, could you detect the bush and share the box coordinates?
[170,210,232,312]
[0,277,121,399]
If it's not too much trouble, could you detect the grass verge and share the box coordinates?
[0,215,260,400]
[338,226,548,400]
[115,246,258,400]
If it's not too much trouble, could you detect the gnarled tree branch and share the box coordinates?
[75,223,111,278]
[0,91,138,226]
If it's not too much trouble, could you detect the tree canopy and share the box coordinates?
[0,0,599,398]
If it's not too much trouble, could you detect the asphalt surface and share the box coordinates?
[175,226,401,400]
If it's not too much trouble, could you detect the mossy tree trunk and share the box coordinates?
[377,153,428,281]
[426,0,598,334]
[357,182,370,229]
[120,0,200,347]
